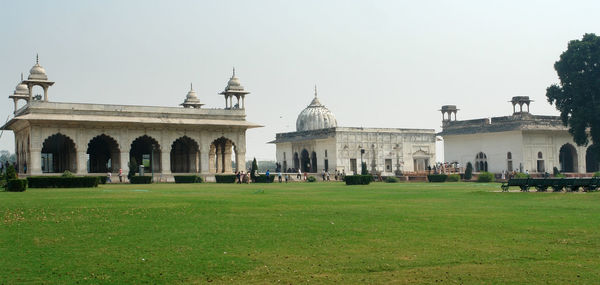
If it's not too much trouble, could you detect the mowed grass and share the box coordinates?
[2,182,600,284]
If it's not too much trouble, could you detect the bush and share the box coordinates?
[61,170,75,177]
[306,176,317,182]
[361,162,368,175]
[384,176,399,183]
[427,174,447,182]
[174,175,202,183]
[553,167,560,176]
[27,176,99,188]
[555,173,566,178]
[96,176,108,184]
[594,172,600,177]
[215,174,236,183]
[514,172,530,178]
[6,179,27,192]
[254,175,275,183]
[446,174,460,182]
[129,176,152,184]
[477,172,495,182]
[6,164,17,180]
[345,175,373,185]
[128,157,138,181]
[464,162,473,180]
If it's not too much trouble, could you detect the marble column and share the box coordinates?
[30,149,42,175]
[76,150,87,175]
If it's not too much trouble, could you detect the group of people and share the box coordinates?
[428,162,461,174]
[105,168,124,183]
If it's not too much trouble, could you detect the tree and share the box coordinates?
[250,158,258,181]
[128,157,138,180]
[0,150,16,164]
[5,164,17,180]
[361,162,368,175]
[546,33,600,149]
[464,162,473,180]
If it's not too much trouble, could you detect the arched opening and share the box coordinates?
[536,151,545,173]
[311,151,317,173]
[209,137,236,173]
[300,149,310,173]
[87,134,120,173]
[130,135,161,173]
[41,133,76,173]
[293,152,299,171]
[475,152,487,172]
[559,143,578,173]
[586,145,599,173]
[170,136,199,173]
[31,85,44,101]
[506,152,513,172]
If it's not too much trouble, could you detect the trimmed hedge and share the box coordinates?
[514,172,530,178]
[27,176,99,188]
[427,174,448,182]
[130,176,152,184]
[306,176,317,182]
[446,174,460,182]
[174,175,203,183]
[477,172,495,182]
[96,176,108,184]
[254,175,275,183]
[6,179,27,192]
[215,175,236,183]
[345,175,373,185]
[384,176,399,183]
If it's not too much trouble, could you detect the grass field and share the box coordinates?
[2,182,600,284]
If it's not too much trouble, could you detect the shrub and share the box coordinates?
[27,176,99,188]
[594,172,600,177]
[427,174,447,182]
[250,158,258,181]
[6,179,27,192]
[361,162,368,175]
[306,176,317,182]
[464,162,473,180]
[345,175,373,185]
[514,172,530,178]
[128,157,138,181]
[6,164,17,180]
[384,176,399,183]
[446,174,460,182]
[555,173,566,178]
[215,174,236,183]
[130,176,152,184]
[174,175,202,183]
[553,167,560,176]
[254,175,275,183]
[477,172,495,182]
[96,176,108,184]
[61,170,75,178]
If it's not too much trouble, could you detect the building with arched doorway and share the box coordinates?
[270,87,436,175]
[439,96,597,174]
[2,57,261,181]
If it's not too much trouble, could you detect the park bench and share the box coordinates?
[500,178,531,192]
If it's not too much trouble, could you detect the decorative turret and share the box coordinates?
[8,73,30,113]
[180,83,204,108]
[22,54,55,102]
[440,105,458,122]
[219,68,249,109]
[511,96,532,114]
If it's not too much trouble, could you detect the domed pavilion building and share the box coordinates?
[2,57,261,181]
[271,87,436,175]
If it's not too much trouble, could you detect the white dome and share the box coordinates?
[13,82,28,96]
[296,92,337,132]
[28,55,49,81]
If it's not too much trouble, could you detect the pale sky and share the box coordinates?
[1,0,598,161]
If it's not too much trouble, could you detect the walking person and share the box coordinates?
[118,168,123,182]
[107,171,112,183]
[297,169,301,180]
[278,171,282,183]
[321,169,326,181]
[266,169,270,182]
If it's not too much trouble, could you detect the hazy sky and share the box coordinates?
[1,0,598,161]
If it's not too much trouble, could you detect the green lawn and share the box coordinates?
[2,182,600,284]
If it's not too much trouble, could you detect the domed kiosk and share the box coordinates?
[271,86,436,177]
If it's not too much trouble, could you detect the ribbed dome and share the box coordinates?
[181,83,204,108]
[296,88,337,132]
[13,82,28,96]
[28,56,48,81]
[224,73,244,92]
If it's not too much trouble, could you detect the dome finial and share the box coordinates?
[36,53,39,64]
[190,82,193,91]
[232,67,236,77]
[20,72,23,81]
[314,85,317,98]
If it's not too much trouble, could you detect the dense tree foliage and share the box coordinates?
[546,33,600,147]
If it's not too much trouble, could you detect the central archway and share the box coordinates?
[293,152,299,170]
[559,143,577,173]
[209,137,236,173]
[87,134,120,173]
[170,136,199,173]
[130,135,161,173]
[41,133,76,173]
[300,149,310,173]
[311,151,317,172]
